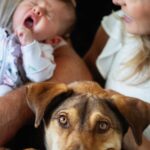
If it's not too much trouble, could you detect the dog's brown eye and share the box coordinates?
[58,114,69,128]
[96,120,110,133]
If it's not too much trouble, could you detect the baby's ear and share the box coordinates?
[45,36,62,46]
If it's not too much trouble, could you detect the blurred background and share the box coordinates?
[71,0,119,56]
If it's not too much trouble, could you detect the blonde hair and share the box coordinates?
[124,35,150,83]
[113,12,150,84]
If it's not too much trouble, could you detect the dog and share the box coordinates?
[25,80,150,150]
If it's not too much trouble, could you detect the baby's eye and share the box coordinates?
[29,0,36,6]
[31,2,36,5]
[47,12,54,20]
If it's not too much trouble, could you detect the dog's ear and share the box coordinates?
[26,82,71,128]
[108,91,150,145]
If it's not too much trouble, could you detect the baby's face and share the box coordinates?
[13,0,69,41]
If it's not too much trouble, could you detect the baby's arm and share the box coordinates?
[16,26,56,82]
[22,42,56,82]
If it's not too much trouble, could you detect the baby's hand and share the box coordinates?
[15,26,34,46]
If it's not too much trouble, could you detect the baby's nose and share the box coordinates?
[32,6,45,16]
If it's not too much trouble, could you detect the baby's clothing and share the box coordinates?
[0,27,56,95]
[96,10,150,139]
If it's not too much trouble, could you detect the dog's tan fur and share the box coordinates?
[26,81,150,150]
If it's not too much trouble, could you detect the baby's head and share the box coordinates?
[13,0,76,41]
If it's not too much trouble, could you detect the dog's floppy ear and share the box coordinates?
[26,82,70,128]
[108,91,150,145]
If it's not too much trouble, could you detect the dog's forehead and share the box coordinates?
[46,93,123,137]
[54,93,117,120]
[55,93,103,110]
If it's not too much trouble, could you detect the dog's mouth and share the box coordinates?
[24,16,34,29]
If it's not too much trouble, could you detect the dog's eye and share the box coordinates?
[95,120,110,133]
[58,114,69,128]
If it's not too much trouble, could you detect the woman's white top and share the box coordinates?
[96,10,150,139]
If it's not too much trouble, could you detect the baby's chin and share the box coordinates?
[32,33,52,42]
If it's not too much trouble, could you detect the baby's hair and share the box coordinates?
[57,0,76,37]
[60,0,76,7]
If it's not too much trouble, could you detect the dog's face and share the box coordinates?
[26,81,150,150]
[45,94,123,150]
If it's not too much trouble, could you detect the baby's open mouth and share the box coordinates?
[24,16,34,29]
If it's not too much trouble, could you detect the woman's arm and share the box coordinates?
[0,86,32,145]
[52,43,93,83]
[0,44,92,146]
[84,26,108,86]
